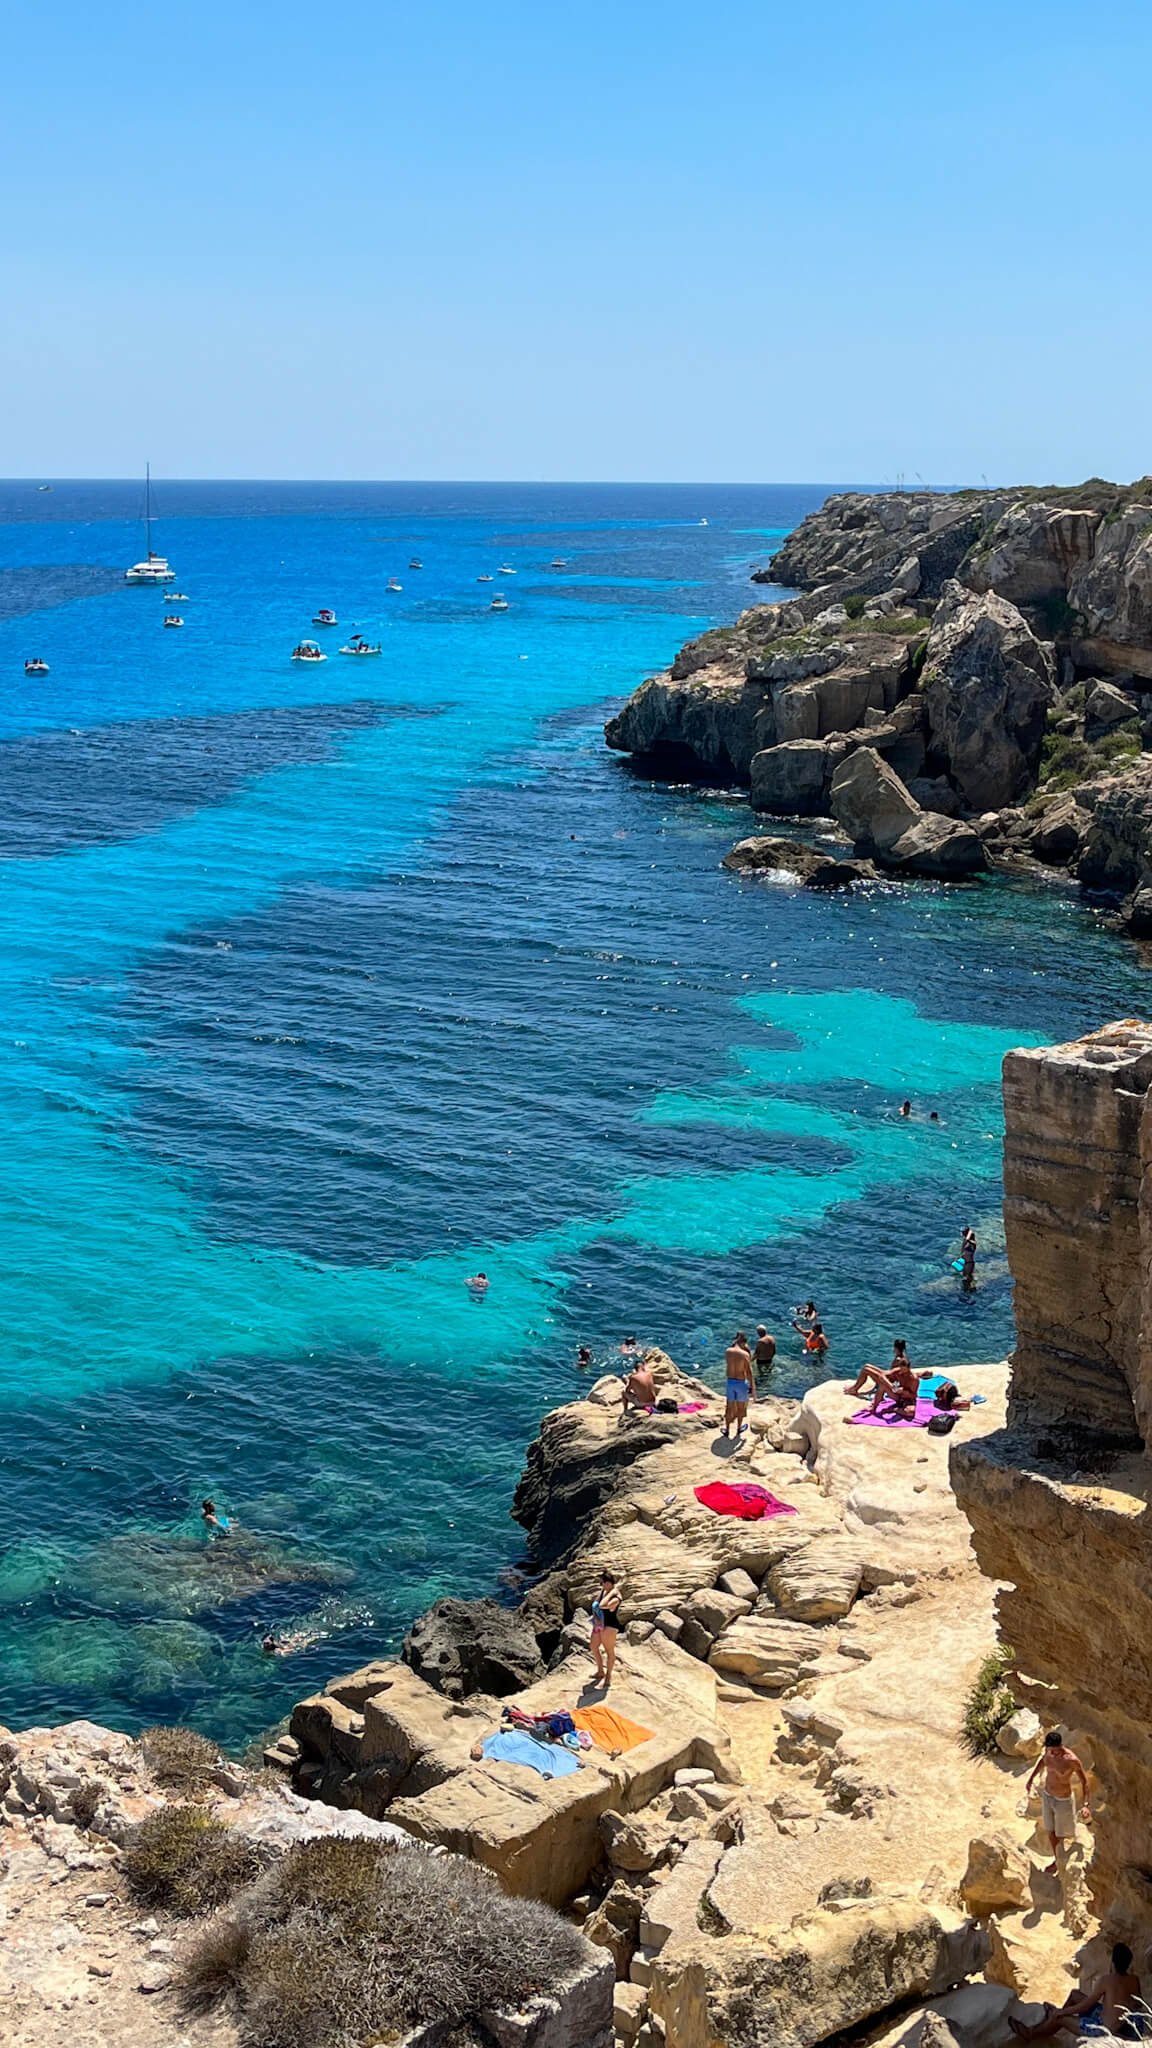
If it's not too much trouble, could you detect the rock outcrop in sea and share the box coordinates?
[605,479,1152,922]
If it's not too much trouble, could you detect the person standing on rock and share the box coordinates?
[1026,1729,1091,1873]
[752,1325,776,1387]
[960,1226,977,1288]
[590,1570,622,1689]
[722,1332,756,1438]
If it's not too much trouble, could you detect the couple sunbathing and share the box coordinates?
[845,1340,973,1420]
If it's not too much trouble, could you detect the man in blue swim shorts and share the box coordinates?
[722,1332,756,1440]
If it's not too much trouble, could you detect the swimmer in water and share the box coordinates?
[577,1345,593,1370]
[201,1498,231,1534]
[900,1100,911,1117]
[467,1271,489,1294]
[261,1631,278,1655]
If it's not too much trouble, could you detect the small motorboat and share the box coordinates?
[497,564,516,575]
[476,573,494,583]
[312,608,338,626]
[339,635,382,656]
[24,658,49,675]
[291,639,327,662]
[386,578,403,593]
[549,558,567,569]
[408,558,423,570]
[163,614,184,628]
[490,595,510,611]
[699,517,709,526]
[38,484,51,493]
[165,591,189,602]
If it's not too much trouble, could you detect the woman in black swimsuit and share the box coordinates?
[590,1570,622,1688]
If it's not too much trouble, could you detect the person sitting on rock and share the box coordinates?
[844,1361,889,1399]
[1026,1729,1091,1873]
[1008,1943,1141,2040]
[621,1355,657,1411]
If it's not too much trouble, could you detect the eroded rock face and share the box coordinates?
[649,1899,990,2048]
[922,587,1055,812]
[1067,507,1152,678]
[953,1020,1152,1936]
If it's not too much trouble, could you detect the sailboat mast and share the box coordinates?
[145,462,153,557]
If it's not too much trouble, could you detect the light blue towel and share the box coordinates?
[481,1730,580,1779]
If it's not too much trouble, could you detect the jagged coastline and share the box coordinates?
[605,480,1152,926]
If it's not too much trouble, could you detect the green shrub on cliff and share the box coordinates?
[123,1803,267,1915]
[179,1836,588,2048]
[140,1724,220,1795]
[961,1646,1017,1757]
[1036,725,1140,797]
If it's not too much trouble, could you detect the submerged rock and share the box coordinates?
[722,836,873,888]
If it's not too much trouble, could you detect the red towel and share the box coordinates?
[694,1481,797,1521]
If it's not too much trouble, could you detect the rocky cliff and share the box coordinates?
[953,1021,1152,1947]
[606,480,1152,918]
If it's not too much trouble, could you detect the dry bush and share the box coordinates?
[139,1725,221,1795]
[122,1803,266,1916]
[178,1836,587,2048]
[70,1782,103,1831]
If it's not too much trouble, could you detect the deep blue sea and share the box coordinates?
[0,479,1144,1750]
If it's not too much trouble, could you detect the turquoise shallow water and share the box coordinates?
[0,480,1146,1748]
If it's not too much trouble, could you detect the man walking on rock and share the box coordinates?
[1027,1729,1091,1873]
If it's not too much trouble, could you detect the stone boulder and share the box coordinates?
[1028,794,1088,865]
[707,1614,829,1689]
[749,739,830,814]
[922,587,1055,811]
[722,835,872,888]
[766,1538,865,1622]
[1084,678,1141,734]
[959,1831,1031,1916]
[829,747,921,854]
[885,813,986,877]
[830,750,985,877]
[650,1897,991,2048]
[599,1808,675,1874]
[403,1597,545,1700]
[995,1708,1043,1759]
[1076,757,1152,896]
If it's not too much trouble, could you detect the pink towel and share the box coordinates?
[849,1396,937,1429]
[694,1481,797,1521]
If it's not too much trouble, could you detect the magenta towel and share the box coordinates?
[849,1396,937,1428]
[694,1481,798,1520]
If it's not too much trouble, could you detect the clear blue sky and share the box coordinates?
[5,0,1150,483]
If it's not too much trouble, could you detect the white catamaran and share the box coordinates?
[125,465,176,584]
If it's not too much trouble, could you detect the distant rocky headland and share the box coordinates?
[605,479,1152,925]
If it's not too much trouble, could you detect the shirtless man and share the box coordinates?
[752,1325,776,1381]
[1026,1729,1091,1873]
[621,1354,657,1412]
[1009,1943,1141,2041]
[722,1332,755,1439]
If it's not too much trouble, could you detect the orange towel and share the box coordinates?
[571,1705,654,1753]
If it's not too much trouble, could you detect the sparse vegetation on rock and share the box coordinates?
[179,1836,589,2048]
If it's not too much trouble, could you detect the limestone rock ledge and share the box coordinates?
[953,1021,1152,1944]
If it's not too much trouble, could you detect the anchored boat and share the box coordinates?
[125,465,176,584]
